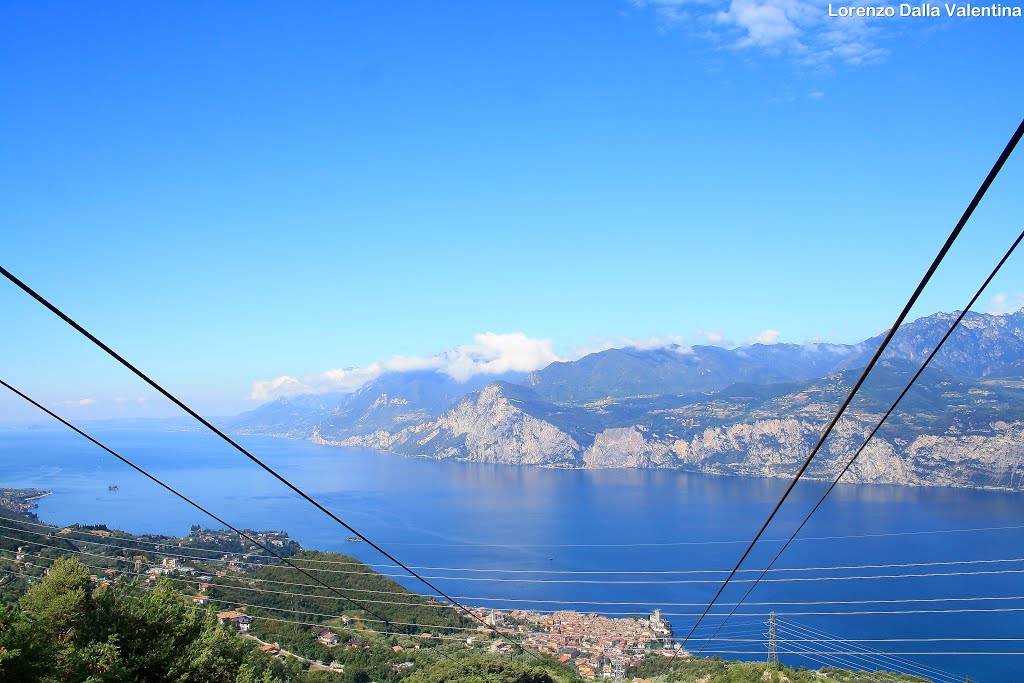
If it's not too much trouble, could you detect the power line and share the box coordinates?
[15,531,1024,607]
[14,541,1024,620]
[443,593,1024,610]
[0,520,338,565]
[9,518,1024,579]
[776,626,942,683]
[778,639,946,683]
[778,618,968,681]
[0,565,479,646]
[682,116,1024,645]
[0,551,486,635]
[363,522,1024,548]
[286,554,1024,576]
[203,598,481,634]
[0,537,456,604]
[0,380,484,670]
[669,650,1024,656]
[696,224,1024,654]
[778,644,868,682]
[733,637,1024,644]
[0,265,537,658]
[239,565,1024,589]
[1,545,462,614]
[776,619,966,683]
[11,530,1024,584]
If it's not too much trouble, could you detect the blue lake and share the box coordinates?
[2,426,1022,682]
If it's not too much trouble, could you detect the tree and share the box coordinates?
[0,604,38,681]
[17,556,125,681]
[402,655,560,683]
[19,556,93,640]
[180,619,254,683]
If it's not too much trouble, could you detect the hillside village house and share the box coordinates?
[216,611,252,632]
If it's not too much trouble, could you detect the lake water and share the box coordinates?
[2,426,1022,682]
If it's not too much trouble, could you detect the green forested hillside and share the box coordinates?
[0,556,290,682]
[0,556,576,683]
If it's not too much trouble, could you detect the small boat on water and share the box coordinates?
[344,537,362,543]
[108,485,119,491]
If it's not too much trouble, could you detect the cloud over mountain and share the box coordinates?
[988,291,1024,316]
[749,329,782,344]
[249,332,563,401]
[249,327,787,402]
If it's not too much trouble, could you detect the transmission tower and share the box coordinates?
[767,611,779,672]
[612,658,626,683]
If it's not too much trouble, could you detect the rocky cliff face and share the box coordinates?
[316,384,582,466]
[315,366,1024,490]
[583,427,675,468]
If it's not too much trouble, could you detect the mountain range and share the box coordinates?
[225,310,1024,490]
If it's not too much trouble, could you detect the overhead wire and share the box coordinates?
[8,518,1024,578]
[368,522,1024,548]
[0,564,480,645]
[778,640,925,683]
[777,640,884,679]
[0,380,482,670]
[684,115,1024,645]
[696,224,1024,653]
[11,530,1024,585]
[0,553,485,636]
[776,618,966,683]
[746,615,959,683]
[0,264,539,659]
[14,541,1024,620]
[0,546,475,618]
[778,618,969,682]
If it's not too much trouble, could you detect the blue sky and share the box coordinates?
[2,1,1023,420]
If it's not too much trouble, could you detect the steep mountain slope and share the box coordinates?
[225,370,523,439]
[863,309,1024,378]
[520,343,860,403]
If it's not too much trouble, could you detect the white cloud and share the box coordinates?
[572,334,693,358]
[249,333,564,402]
[250,326,808,403]
[987,291,1024,316]
[54,398,95,408]
[748,329,782,344]
[693,329,732,346]
[632,0,889,66]
[717,0,803,46]
[628,334,691,351]
[441,332,563,381]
